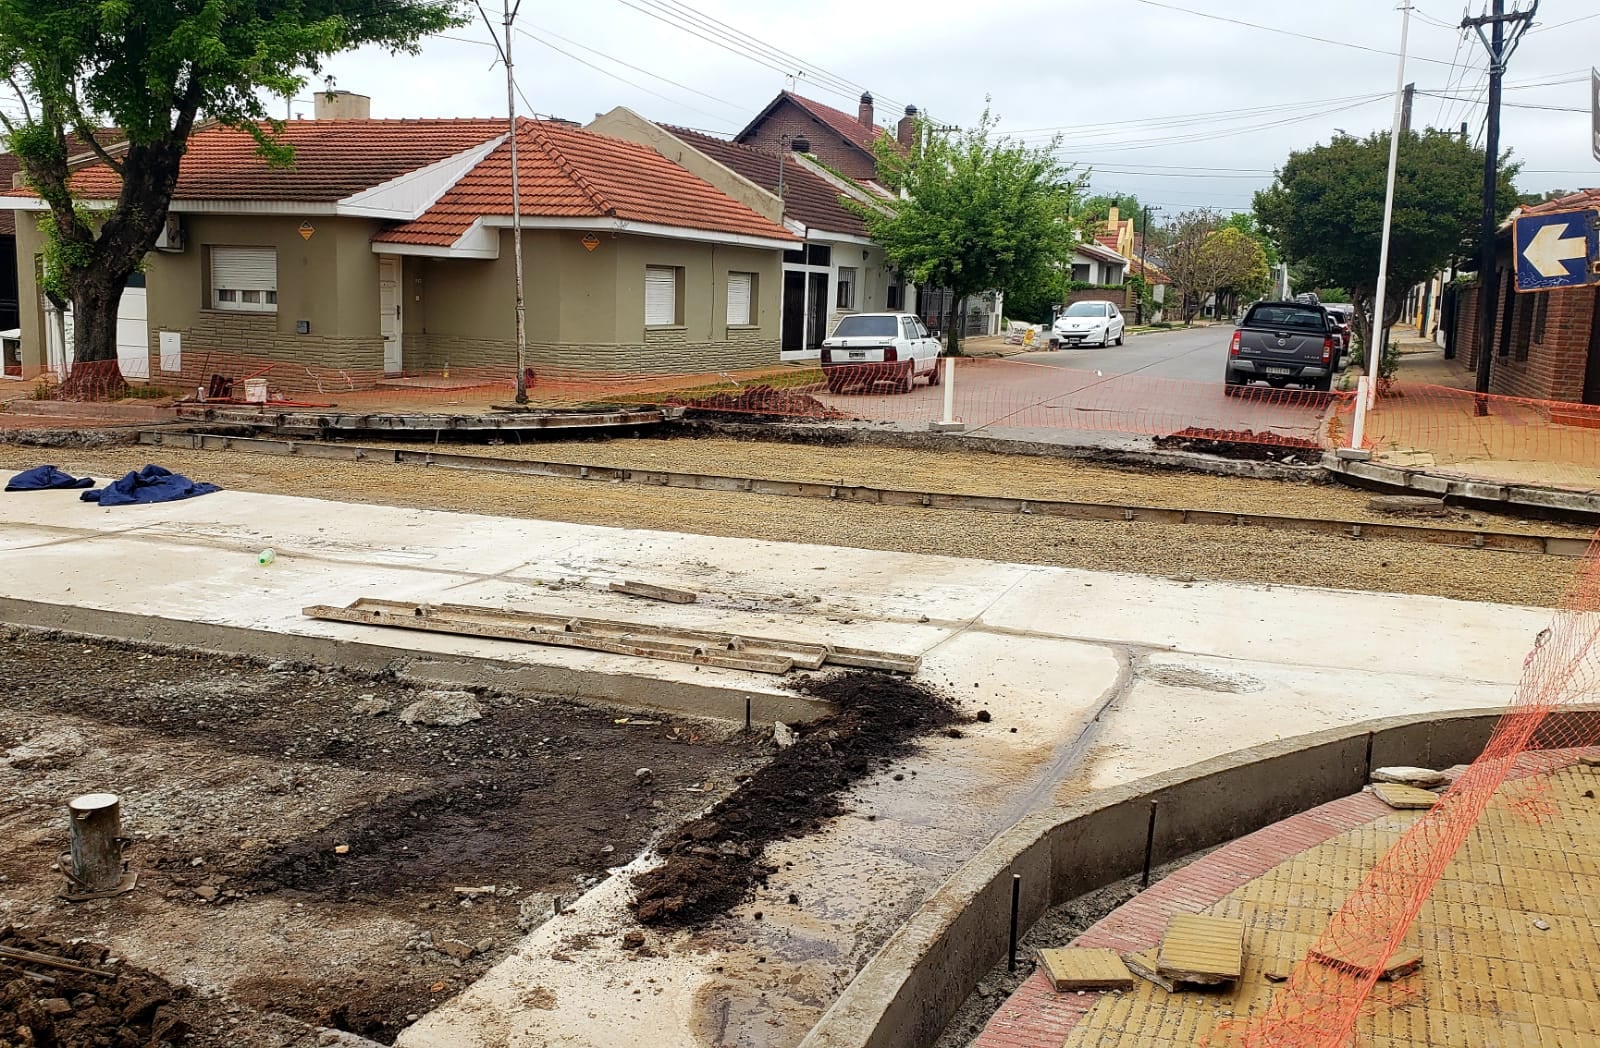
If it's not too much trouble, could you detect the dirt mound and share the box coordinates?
[631,672,958,926]
[0,927,192,1047]
[1155,428,1323,465]
[665,385,843,421]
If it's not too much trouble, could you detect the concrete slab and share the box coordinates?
[1036,949,1135,992]
[1157,914,1245,984]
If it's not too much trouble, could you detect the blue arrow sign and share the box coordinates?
[1513,209,1599,293]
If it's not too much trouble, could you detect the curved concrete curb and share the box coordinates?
[798,706,1599,1048]
[0,597,829,726]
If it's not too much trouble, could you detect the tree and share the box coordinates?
[1253,129,1517,356]
[856,106,1080,354]
[1220,211,1280,269]
[0,0,466,395]
[1078,192,1147,225]
[1203,226,1270,310]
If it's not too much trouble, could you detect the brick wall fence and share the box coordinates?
[1063,288,1133,311]
[1454,279,1596,402]
[416,332,779,375]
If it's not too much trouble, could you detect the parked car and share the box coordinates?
[820,312,942,394]
[1322,304,1355,367]
[1224,301,1339,393]
[1052,301,1126,348]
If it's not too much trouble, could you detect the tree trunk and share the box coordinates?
[63,275,129,399]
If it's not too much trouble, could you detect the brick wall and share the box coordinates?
[1453,278,1594,403]
[739,101,878,182]
[1063,288,1132,310]
[148,310,384,384]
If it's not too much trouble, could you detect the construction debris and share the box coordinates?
[1371,766,1449,788]
[1122,948,1178,992]
[1309,944,1423,981]
[1156,914,1246,985]
[608,580,699,604]
[304,598,921,676]
[1035,948,1136,992]
[1372,783,1441,810]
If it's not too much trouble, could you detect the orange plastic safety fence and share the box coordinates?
[1207,535,1600,1048]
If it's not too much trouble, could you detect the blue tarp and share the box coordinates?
[81,464,221,507]
[5,466,94,492]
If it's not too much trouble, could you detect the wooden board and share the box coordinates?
[1157,914,1245,984]
[1035,948,1136,992]
[609,581,698,604]
[1372,783,1440,810]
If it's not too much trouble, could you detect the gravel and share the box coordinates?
[0,439,1584,608]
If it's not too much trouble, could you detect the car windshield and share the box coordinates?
[1062,303,1108,318]
[1246,305,1327,331]
[832,316,899,337]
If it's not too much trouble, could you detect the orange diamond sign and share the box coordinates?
[581,233,600,252]
[298,221,315,241]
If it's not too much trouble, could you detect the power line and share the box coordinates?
[513,28,738,126]
[1530,11,1600,32]
[1126,0,1460,66]
[514,24,743,113]
[1417,89,1586,113]
[1045,96,1389,155]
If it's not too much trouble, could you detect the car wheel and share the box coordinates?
[1115,329,1125,346]
[925,358,942,386]
[898,360,915,394]
[1311,374,1334,393]
[825,370,848,394]
[1224,370,1245,395]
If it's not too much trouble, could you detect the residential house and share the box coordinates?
[1447,189,1600,405]
[589,107,903,360]
[736,90,1003,338]
[1096,206,1137,265]
[4,99,796,387]
[1069,240,1128,287]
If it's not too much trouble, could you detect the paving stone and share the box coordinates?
[1310,944,1423,981]
[1035,948,1136,992]
[1157,914,1245,984]
[1372,783,1441,810]
[1121,948,1177,992]
[1372,766,1449,788]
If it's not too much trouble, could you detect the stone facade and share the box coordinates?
[146,310,384,393]
[413,331,778,375]
[1456,280,1598,403]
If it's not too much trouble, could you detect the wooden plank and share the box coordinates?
[1157,914,1245,984]
[609,581,699,604]
[1035,948,1136,992]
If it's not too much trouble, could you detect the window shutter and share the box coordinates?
[212,247,277,292]
[645,267,677,325]
[726,273,752,326]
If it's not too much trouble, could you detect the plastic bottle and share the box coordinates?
[258,549,276,566]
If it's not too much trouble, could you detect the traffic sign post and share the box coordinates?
[1512,209,1599,293]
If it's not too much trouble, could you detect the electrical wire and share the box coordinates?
[514,23,744,113]
[514,28,738,125]
[1125,0,1461,67]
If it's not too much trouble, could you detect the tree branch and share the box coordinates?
[6,77,32,124]
[72,120,123,174]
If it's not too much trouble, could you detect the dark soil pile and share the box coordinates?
[665,385,844,422]
[631,672,959,926]
[0,927,192,1047]
[1155,428,1324,465]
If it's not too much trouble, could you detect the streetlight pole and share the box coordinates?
[503,0,528,404]
[1366,0,1412,410]
[1139,205,1157,325]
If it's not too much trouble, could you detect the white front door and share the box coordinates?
[379,257,402,375]
[116,282,150,379]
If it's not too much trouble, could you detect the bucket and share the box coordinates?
[243,378,268,404]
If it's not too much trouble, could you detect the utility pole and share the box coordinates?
[1138,205,1158,325]
[1366,0,1413,409]
[503,0,529,404]
[1463,0,1537,407]
[1400,83,1415,134]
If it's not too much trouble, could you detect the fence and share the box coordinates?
[7,352,1599,491]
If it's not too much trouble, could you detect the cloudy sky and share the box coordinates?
[312,0,1597,215]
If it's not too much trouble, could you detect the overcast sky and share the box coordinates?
[309,0,1597,217]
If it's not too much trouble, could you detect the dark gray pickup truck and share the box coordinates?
[1224,302,1338,394]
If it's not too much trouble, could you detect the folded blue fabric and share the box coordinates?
[81,464,221,506]
[6,465,94,491]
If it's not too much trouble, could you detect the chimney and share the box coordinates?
[897,105,919,148]
[314,90,371,120]
[858,91,874,129]
[1107,206,1121,227]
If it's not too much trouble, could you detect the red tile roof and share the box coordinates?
[15,119,510,203]
[0,129,126,235]
[374,119,795,247]
[1519,189,1600,217]
[664,126,867,238]
[780,92,888,154]
[1077,240,1128,265]
[1094,232,1121,251]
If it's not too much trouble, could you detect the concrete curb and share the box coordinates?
[1323,452,1600,520]
[797,706,1600,1048]
[0,597,829,726]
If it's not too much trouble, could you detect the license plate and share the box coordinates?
[848,351,867,360]
[1265,366,1292,376]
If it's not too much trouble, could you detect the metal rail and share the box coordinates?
[139,431,1593,559]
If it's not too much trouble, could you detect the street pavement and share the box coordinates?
[1017,323,1228,382]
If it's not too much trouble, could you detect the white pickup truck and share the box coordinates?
[820,312,943,394]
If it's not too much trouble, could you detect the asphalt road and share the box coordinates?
[1015,324,1229,382]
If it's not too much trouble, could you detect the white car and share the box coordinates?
[821,312,943,394]
[1053,301,1126,348]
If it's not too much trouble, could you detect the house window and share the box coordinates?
[726,272,756,326]
[1071,263,1092,283]
[645,265,683,326]
[1532,294,1548,345]
[887,283,903,311]
[836,267,857,310]
[806,244,831,268]
[210,246,277,312]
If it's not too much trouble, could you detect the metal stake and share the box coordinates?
[1007,873,1021,972]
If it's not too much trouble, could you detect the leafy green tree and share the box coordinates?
[0,0,466,394]
[1254,129,1516,355]
[856,107,1081,354]
[1221,211,1280,269]
[1204,226,1270,307]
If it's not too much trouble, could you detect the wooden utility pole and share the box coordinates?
[1463,0,1538,405]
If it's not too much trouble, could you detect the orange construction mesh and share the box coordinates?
[1208,535,1600,1048]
